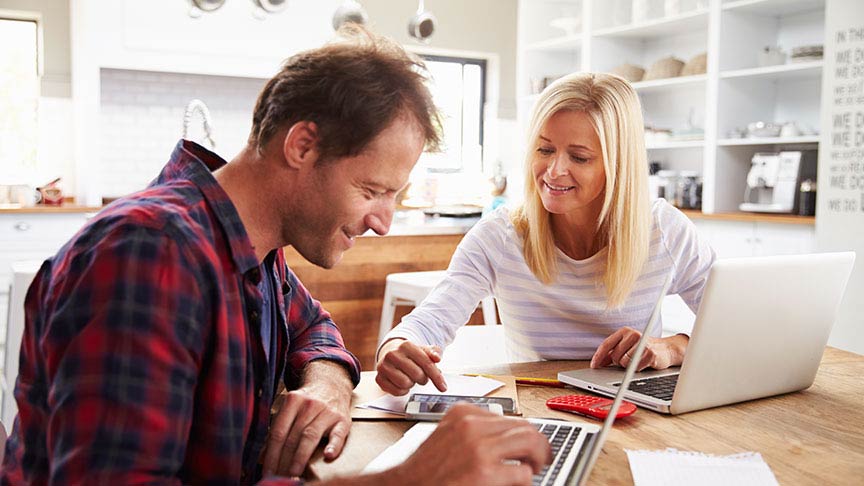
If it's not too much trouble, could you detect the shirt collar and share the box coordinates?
[156,140,261,276]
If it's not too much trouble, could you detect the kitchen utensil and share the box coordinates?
[332,0,368,30]
[408,0,436,41]
[252,0,287,14]
[780,122,801,138]
[757,46,786,67]
[187,0,225,18]
[747,121,781,138]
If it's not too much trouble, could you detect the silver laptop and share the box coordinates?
[559,252,856,415]
[364,275,676,486]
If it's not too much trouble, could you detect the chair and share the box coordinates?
[438,324,509,371]
[378,270,496,346]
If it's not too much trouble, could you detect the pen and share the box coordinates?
[464,374,568,388]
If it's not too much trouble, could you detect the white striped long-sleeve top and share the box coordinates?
[382,199,717,363]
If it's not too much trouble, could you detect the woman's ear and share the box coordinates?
[282,121,321,169]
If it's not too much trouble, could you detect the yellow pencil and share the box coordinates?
[463,374,568,388]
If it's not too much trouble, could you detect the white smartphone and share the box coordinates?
[405,401,504,421]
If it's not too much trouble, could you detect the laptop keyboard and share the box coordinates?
[614,374,679,401]
[532,421,582,486]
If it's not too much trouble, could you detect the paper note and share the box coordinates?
[626,448,779,486]
[357,373,504,414]
[363,422,438,473]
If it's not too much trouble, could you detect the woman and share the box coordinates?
[376,72,715,396]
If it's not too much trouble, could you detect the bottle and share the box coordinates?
[655,170,678,204]
[799,179,816,216]
[648,162,662,199]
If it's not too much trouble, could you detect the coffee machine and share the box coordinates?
[739,151,817,214]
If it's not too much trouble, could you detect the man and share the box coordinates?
[1,27,550,485]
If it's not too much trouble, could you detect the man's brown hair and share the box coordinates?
[249,25,441,162]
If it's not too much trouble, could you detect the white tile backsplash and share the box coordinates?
[98,69,266,198]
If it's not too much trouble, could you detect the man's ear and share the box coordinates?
[282,121,321,170]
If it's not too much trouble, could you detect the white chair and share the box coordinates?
[378,270,496,345]
[438,325,509,371]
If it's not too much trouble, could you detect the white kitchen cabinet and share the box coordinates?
[516,0,826,216]
[692,219,815,257]
[0,212,91,373]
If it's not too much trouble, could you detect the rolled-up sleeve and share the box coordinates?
[282,268,361,389]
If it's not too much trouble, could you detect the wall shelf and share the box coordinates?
[721,0,825,17]
[718,135,820,146]
[592,8,709,40]
[647,140,705,150]
[720,61,823,81]
[632,74,707,93]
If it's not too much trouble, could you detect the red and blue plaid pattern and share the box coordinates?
[1,140,360,485]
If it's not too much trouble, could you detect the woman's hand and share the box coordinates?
[589,327,689,371]
[375,339,448,396]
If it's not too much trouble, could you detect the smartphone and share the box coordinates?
[405,400,504,421]
[407,393,516,414]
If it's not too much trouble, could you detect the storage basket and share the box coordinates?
[643,56,684,80]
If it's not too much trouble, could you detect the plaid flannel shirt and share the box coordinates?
[1,140,360,485]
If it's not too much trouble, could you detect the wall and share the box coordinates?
[362,0,518,118]
[99,69,265,197]
[817,0,864,355]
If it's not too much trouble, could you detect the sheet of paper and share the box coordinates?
[363,422,437,474]
[357,373,504,414]
[626,448,779,486]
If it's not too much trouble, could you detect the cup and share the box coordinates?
[780,122,801,138]
[10,185,41,206]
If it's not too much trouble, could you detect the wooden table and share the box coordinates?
[307,347,864,485]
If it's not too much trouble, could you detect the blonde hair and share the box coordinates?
[511,72,650,308]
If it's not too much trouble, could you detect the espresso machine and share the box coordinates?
[739,151,817,214]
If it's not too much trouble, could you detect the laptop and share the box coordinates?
[363,275,676,486]
[559,252,856,415]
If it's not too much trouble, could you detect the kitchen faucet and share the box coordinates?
[182,99,217,149]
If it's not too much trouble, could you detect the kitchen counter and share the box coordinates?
[0,204,103,214]
[368,211,480,236]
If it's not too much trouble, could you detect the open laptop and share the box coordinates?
[559,252,855,415]
[363,275,676,486]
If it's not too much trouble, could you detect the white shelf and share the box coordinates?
[646,140,705,150]
[593,8,709,40]
[632,74,707,93]
[717,135,820,146]
[524,34,582,52]
[722,0,825,17]
[720,61,823,81]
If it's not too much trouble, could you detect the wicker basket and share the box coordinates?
[610,63,646,83]
[643,56,684,81]
[681,52,707,76]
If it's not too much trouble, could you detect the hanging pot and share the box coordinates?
[408,0,436,41]
[332,0,368,30]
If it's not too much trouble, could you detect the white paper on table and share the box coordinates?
[363,422,437,473]
[357,373,504,414]
[626,448,779,486]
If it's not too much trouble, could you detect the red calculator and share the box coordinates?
[546,394,637,420]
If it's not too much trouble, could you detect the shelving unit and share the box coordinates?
[517,0,826,219]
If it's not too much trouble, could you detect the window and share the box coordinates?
[0,13,41,182]
[418,55,487,173]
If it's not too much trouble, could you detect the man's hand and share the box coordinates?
[375,339,447,396]
[589,327,689,371]
[262,360,353,477]
[391,404,551,486]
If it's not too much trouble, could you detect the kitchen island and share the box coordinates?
[283,213,484,369]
